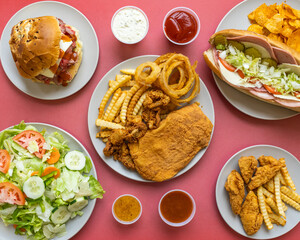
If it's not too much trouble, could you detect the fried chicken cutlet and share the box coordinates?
[240,191,263,235]
[129,103,213,182]
[225,170,245,215]
[238,156,258,184]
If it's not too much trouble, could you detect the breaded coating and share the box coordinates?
[238,156,258,184]
[248,158,283,190]
[240,191,263,235]
[225,170,245,215]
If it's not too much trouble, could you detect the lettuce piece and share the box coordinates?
[81,156,92,174]
[88,175,105,199]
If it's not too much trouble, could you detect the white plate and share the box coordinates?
[213,0,300,120]
[0,122,98,240]
[0,1,99,100]
[216,145,300,239]
[88,55,215,182]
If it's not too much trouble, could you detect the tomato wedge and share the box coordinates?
[263,85,281,95]
[0,182,25,205]
[13,130,46,158]
[0,149,11,174]
[218,55,245,78]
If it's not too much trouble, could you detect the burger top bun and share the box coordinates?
[9,16,62,79]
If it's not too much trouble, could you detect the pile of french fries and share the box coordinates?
[257,158,300,230]
[95,68,149,133]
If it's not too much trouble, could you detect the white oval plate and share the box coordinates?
[216,145,300,239]
[0,122,98,240]
[213,0,300,120]
[0,1,99,100]
[88,55,215,182]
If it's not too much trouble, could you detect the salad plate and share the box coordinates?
[0,122,103,240]
[215,145,300,239]
[213,0,300,120]
[0,1,99,100]
[88,55,215,182]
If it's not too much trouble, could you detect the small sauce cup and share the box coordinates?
[112,194,142,224]
[163,7,200,45]
[111,6,149,44]
[158,189,196,227]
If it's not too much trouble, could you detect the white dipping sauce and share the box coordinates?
[112,7,148,44]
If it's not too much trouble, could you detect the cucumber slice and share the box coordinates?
[64,151,86,170]
[51,206,71,224]
[68,197,88,212]
[23,176,45,199]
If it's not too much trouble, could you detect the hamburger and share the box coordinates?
[9,16,83,86]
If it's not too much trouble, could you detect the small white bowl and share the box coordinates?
[163,7,200,45]
[111,6,149,44]
[112,194,142,225]
[158,189,196,227]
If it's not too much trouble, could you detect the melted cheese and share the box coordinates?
[218,60,256,88]
[40,38,72,78]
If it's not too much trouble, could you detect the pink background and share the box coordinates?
[0,0,299,239]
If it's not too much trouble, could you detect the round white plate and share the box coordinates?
[216,145,300,239]
[0,122,98,240]
[213,0,300,120]
[88,55,215,182]
[0,1,99,100]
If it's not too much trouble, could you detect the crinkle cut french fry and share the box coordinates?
[120,83,142,123]
[274,173,286,218]
[265,179,275,193]
[279,158,296,191]
[95,119,125,129]
[281,193,300,211]
[281,186,300,204]
[269,213,286,226]
[107,92,127,122]
[103,88,122,120]
[278,172,287,186]
[258,186,273,230]
[133,92,147,116]
[120,68,136,75]
[264,197,273,214]
[261,186,275,199]
[127,86,148,119]
[98,77,130,118]
[265,197,280,215]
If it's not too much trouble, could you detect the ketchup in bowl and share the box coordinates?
[163,7,200,45]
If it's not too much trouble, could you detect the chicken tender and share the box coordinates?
[238,156,258,184]
[225,170,245,215]
[240,191,263,235]
[248,161,283,190]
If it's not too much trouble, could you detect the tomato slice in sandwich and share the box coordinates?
[0,149,11,174]
[263,85,281,95]
[13,130,46,159]
[218,55,245,78]
[0,182,25,205]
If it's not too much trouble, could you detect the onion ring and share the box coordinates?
[134,62,160,86]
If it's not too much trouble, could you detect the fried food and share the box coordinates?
[247,3,300,52]
[238,156,258,184]
[129,103,213,182]
[258,186,273,230]
[279,158,296,191]
[240,191,263,235]
[157,53,200,105]
[134,62,160,86]
[248,158,283,190]
[225,170,245,215]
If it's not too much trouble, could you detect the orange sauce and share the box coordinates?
[160,191,194,223]
[113,195,141,222]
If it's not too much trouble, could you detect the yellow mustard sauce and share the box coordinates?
[113,195,141,222]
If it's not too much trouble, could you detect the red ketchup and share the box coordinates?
[164,10,198,43]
